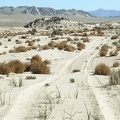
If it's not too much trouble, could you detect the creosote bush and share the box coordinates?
[95,63,110,75]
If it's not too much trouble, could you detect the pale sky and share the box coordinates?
[0,0,120,11]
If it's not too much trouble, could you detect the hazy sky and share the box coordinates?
[0,0,120,11]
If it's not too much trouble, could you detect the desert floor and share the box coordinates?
[0,16,120,120]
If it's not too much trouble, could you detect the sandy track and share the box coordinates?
[2,38,109,120]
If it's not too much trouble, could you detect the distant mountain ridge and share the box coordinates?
[89,9,120,17]
[0,6,92,17]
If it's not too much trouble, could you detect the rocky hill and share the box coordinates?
[24,17,88,30]
[0,6,92,17]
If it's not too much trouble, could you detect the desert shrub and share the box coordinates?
[25,40,30,43]
[95,63,110,75]
[31,55,42,63]
[26,76,36,80]
[42,45,50,50]
[58,41,67,50]
[70,78,75,83]
[8,60,25,73]
[24,63,31,72]
[72,69,80,73]
[0,63,13,75]
[0,42,2,45]
[109,50,118,56]
[27,47,32,50]
[100,50,107,56]
[81,37,89,42]
[32,46,38,50]
[116,45,120,51]
[8,39,11,41]
[97,29,104,36]
[109,70,120,85]
[113,62,119,67]
[16,41,22,44]
[77,42,85,50]
[67,37,73,41]
[0,60,25,75]
[30,61,50,74]
[28,41,34,46]
[51,37,59,40]
[74,38,79,41]
[77,30,83,33]
[112,42,118,46]
[82,33,88,37]
[64,45,76,52]
[111,35,118,40]
[21,36,27,39]
[15,46,27,52]
[43,59,51,64]
[48,41,56,48]
[100,44,109,56]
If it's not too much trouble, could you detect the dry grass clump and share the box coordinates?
[67,37,73,41]
[15,46,28,53]
[116,45,120,51]
[0,60,25,75]
[113,62,119,67]
[95,63,110,75]
[100,50,107,56]
[57,41,67,50]
[109,70,120,85]
[97,29,104,36]
[30,61,50,74]
[77,42,85,50]
[100,45,109,57]
[43,59,51,65]
[16,40,22,44]
[31,55,42,63]
[64,45,76,52]
[81,37,89,42]
[74,38,79,41]
[42,45,50,50]
[48,41,57,48]
[82,33,88,37]
[28,41,34,46]
[109,50,118,56]
[111,35,119,40]
[51,37,59,40]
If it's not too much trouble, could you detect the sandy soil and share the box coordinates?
[0,21,120,120]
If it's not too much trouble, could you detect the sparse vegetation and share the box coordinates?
[95,63,110,75]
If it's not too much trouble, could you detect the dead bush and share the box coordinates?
[111,35,118,40]
[15,46,27,53]
[43,59,51,64]
[28,41,34,46]
[58,41,67,50]
[77,42,85,50]
[31,55,42,63]
[113,62,119,67]
[82,33,88,37]
[81,37,89,42]
[74,38,79,41]
[100,50,107,56]
[109,50,118,56]
[24,63,31,72]
[48,41,56,48]
[95,63,110,75]
[67,37,73,41]
[64,45,76,52]
[30,61,50,74]
[116,45,120,51]
[42,45,50,50]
